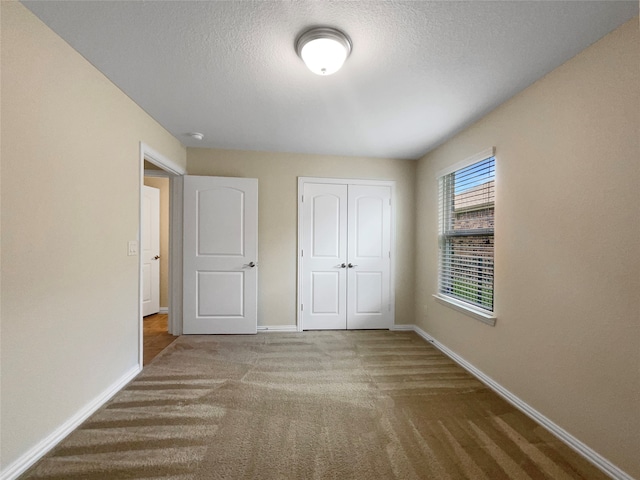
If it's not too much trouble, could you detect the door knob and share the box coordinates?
[153,255,160,260]
[244,261,256,268]
[340,263,347,268]
[348,263,358,268]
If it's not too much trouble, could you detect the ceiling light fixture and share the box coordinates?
[295,27,352,76]
[188,132,204,141]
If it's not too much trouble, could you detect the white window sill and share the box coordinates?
[433,294,497,326]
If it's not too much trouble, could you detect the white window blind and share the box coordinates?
[438,156,495,312]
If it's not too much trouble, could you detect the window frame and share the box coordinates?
[434,148,497,326]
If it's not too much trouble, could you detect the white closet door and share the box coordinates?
[183,175,258,334]
[299,179,394,330]
[301,183,348,330]
[346,185,392,329]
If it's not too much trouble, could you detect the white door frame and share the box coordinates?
[297,177,396,332]
[138,142,185,368]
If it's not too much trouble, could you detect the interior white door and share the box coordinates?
[300,180,393,330]
[142,185,160,316]
[183,175,258,334]
[301,183,348,330]
[346,185,392,329]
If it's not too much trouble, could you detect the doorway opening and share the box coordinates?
[142,313,176,365]
[139,143,185,367]
[142,176,174,364]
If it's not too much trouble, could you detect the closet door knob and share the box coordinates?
[348,263,358,268]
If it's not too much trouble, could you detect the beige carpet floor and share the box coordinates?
[22,331,608,479]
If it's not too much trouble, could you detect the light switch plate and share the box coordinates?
[128,240,138,256]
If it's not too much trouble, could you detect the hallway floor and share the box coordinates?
[143,313,177,366]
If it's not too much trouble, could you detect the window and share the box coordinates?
[438,154,495,318]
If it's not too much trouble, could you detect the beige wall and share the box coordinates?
[415,18,639,477]
[143,177,170,309]
[187,149,416,328]
[1,2,186,471]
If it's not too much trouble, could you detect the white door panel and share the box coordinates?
[347,185,392,329]
[197,188,245,256]
[300,180,393,330]
[197,271,244,316]
[142,185,160,316]
[183,176,257,334]
[302,183,347,330]
[311,271,341,313]
[354,272,383,313]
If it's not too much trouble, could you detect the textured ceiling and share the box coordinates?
[22,1,638,160]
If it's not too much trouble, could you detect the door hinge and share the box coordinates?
[388,251,391,258]
[301,304,304,311]
[301,249,303,257]
[389,198,391,206]
[301,195,304,202]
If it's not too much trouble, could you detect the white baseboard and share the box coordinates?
[257,325,298,332]
[409,325,634,480]
[0,365,141,480]
[159,307,169,314]
[390,324,415,331]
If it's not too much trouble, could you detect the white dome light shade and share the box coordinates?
[300,38,347,75]
[296,27,352,76]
